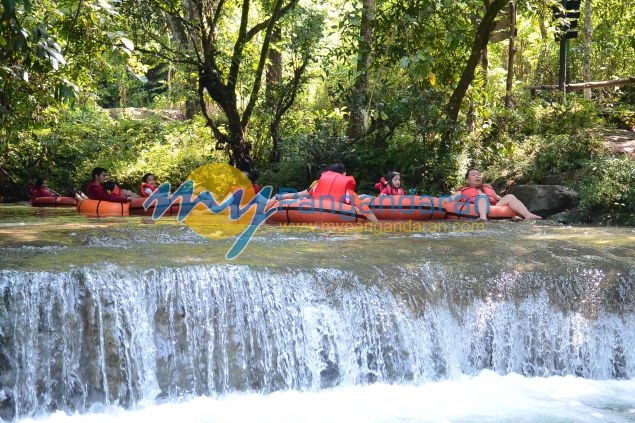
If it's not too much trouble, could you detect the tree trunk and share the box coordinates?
[265,26,282,108]
[504,2,516,108]
[184,74,198,119]
[348,0,374,140]
[266,26,283,163]
[583,0,592,100]
[165,11,199,119]
[446,0,510,123]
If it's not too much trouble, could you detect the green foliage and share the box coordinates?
[260,109,354,190]
[578,156,635,224]
[0,108,225,200]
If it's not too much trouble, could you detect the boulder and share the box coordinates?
[507,185,579,217]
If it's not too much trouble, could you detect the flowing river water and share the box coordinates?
[1,205,634,422]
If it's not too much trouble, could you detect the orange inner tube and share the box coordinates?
[77,199,129,217]
[443,201,517,219]
[369,195,446,220]
[31,196,77,207]
[128,197,181,217]
[266,197,367,224]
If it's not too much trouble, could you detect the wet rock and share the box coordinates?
[508,185,579,217]
[0,389,15,421]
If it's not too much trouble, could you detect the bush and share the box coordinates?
[0,108,226,200]
[578,156,635,224]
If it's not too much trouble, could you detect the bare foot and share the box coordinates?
[476,216,487,221]
[510,216,523,222]
[524,213,542,220]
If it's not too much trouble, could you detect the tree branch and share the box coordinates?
[446,0,509,123]
[240,0,287,127]
[227,0,251,91]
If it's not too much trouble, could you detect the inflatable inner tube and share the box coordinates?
[129,197,181,217]
[31,196,77,207]
[369,195,446,220]
[443,201,517,220]
[77,199,129,217]
[266,197,368,224]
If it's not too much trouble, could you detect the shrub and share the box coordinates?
[578,156,635,224]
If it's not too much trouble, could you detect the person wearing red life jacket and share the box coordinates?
[374,176,387,194]
[85,167,139,203]
[28,177,87,202]
[307,163,378,222]
[28,177,60,200]
[378,171,405,196]
[140,173,158,197]
[452,168,542,221]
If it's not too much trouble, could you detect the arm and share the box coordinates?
[86,182,129,203]
[276,189,308,201]
[349,191,378,223]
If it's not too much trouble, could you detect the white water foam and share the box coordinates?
[17,372,635,423]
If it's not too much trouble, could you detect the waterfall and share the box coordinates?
[1,265,634,420]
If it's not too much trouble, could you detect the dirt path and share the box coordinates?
[597,128,635,159]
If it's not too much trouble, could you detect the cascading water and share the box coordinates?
[2,264,634,421]
[1,208,634,422]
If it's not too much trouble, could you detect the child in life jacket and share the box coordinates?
[378,171,405,195]
[140,173,158,197]
[28,177,87,202]
[28,177,60,200]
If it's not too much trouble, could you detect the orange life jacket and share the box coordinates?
[309,171,356,203]
[459,185,498,206]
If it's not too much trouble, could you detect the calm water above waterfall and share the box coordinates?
[1,205,634,422]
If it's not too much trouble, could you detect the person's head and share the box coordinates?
[386,171,401,188]
[326,163,347,174]
[465,168,482,187]
[35,177,47,188]
[142,173,156,185]
[92,167,108,184]
[103,180,116,192]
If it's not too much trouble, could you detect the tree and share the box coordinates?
[347,0,374,140]
[264,7,324,165]
[124,0,300,173]
[446,0,512,124]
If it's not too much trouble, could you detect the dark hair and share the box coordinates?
[92,167,108,181]
[465,168,479,179]
[103,181,116,191]
[385,171,400,187]
[142,173,155,183]
[35,177,46,187]
[326,163,346,174]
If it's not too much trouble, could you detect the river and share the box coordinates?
[1,205,634,422]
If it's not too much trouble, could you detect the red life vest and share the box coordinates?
[459,185,498,206]
[309,171,356,203]
[380,185,405,196]
[374,177,387,193]
[140,182,157,197]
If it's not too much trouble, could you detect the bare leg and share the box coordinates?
[475,197,489,221]
[497,194,542,220]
